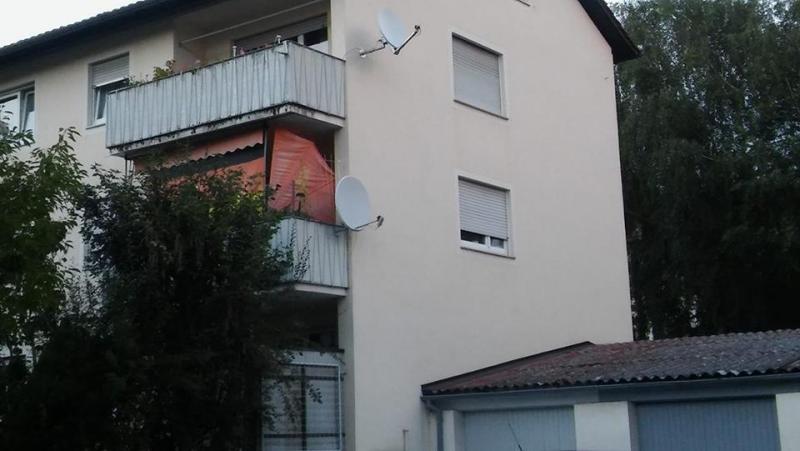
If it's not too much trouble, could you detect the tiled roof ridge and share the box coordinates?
[421,342,595,390]
[422,329,800,396]
[596,328,800,348]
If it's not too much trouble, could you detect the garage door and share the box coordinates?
[637,398,780,451]
[464,407,575,451]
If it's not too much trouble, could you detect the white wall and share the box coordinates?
[335,0,633,449]
[777,393,800,451]
[442,410,464,451]
[575,402,638,451]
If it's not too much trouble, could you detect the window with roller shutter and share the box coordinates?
[458,177,510,255]
[452,35,504,116]
[89,54,129,126]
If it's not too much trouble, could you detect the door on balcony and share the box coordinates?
[235,16,329,54]
[263,362,343,451]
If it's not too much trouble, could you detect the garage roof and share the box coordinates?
[422,329,800,395]
[0,0,639,66]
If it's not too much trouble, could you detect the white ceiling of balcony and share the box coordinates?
[176,0,328,52]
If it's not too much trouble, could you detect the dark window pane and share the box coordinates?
[461,230,485,244]
[303,27,328,47]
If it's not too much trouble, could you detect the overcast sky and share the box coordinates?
[1,1,138,47]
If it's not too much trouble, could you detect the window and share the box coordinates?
[458,177,510,255]
[235,16,329,54]
[452,36,504,116]
[263,363,342,451]
[0,86,35,133]
[89,55,129,126]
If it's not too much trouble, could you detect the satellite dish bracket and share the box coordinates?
[359,25,422,58]
[391,25,421,55]
[359,38,388,58]
[337,215,385,233]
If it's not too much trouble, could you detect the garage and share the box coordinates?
[462,407,575,451]
[636,398,781,451]
[423,330,800,451]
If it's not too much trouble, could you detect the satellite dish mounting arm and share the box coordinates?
[391,25,421,55]
[359,23,422,58]
[359,38,388,58]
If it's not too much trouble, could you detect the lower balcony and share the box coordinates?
[271,216,348,299]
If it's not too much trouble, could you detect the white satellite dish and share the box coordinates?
[379,9,410,50]
[359,9,421,57]
[335,176,384,231]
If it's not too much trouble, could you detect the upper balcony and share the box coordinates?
[105,41,345,154]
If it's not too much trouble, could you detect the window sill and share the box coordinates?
[460,243,515,259]
[454,99,509,120]
[514,0,532,5]
[86,122,106,131]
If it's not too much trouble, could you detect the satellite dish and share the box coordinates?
[379,9,410,50]
[359,9,421,57]
[335,176,384,231]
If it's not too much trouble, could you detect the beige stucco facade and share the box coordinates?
[0,22,176,267]
[0,1,633,449]
[335,1,632,449]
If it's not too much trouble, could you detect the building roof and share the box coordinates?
[422,329,800,396]
[0,0,216,66]
[0,0,639,67]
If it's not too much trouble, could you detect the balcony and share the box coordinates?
[105,42,345,153]
[271,216,348,298]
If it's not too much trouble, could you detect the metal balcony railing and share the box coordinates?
[106,42,345,152]
[271,216,348,290]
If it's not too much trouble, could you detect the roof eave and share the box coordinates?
[0,0,217,66]
[578,0,640,64]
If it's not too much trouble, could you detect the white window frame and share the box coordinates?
[0,85,35,134]
[457,174,513,257]
[88,54,129,127]
[450,33,508,118]
[91,78,127,126]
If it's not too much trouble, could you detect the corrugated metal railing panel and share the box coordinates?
[285,44,346,117]
[636,398,781,451]
[271,217,348,289]
[106,43,345,148]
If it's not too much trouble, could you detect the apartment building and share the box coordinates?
[0,0,639,449]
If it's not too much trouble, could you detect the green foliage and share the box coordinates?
[615,0,800,338]
[78,168,297,449]
[152,59,176,81]
[0,128,85,352]
[1,149,300,449]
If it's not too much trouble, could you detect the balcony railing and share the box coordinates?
[271,216,348,293]
[106,42,345,152]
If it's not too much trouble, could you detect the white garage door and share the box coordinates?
[637,398,780,451]
[464,407,576,451]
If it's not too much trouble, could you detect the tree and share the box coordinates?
[1,150,301,449]
[0,127,84,356]
[615,0,800,338]
[77,167,298,450]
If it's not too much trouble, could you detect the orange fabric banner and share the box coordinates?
[268,128,335,223]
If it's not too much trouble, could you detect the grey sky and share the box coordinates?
[1,0,138,47]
